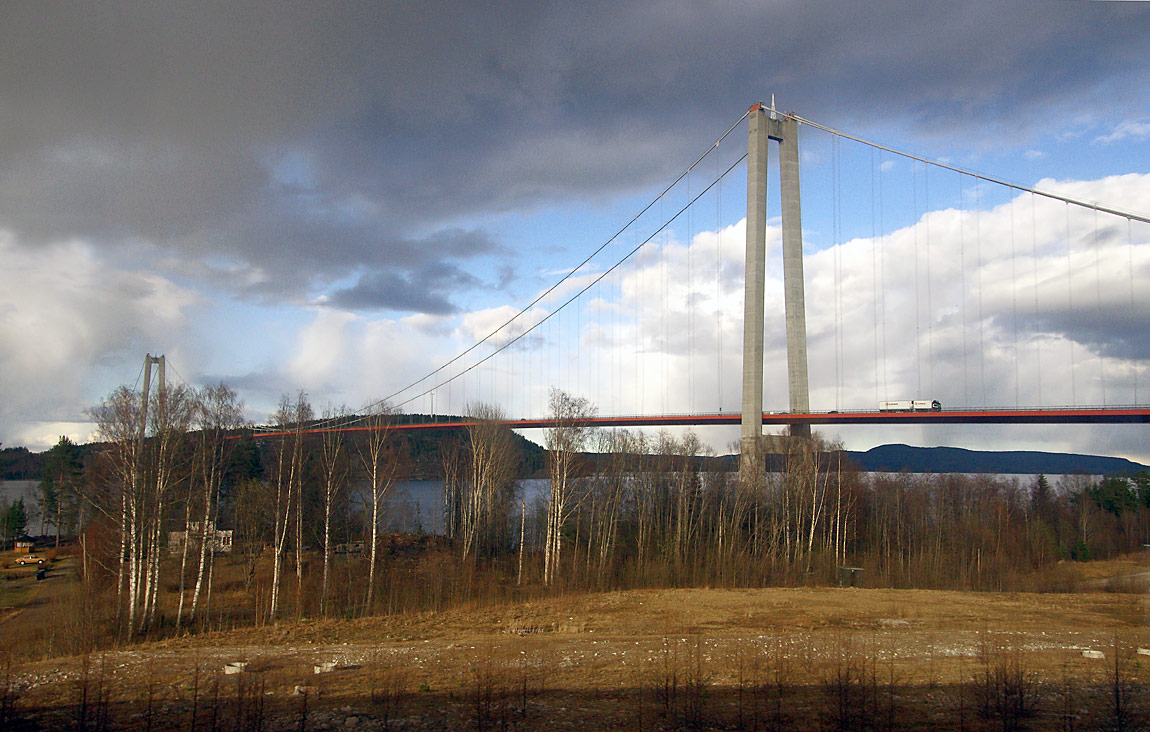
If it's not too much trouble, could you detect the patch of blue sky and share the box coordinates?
[795,118,1149,255]
[266,149,317,191]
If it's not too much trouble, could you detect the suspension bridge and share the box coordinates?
[258,102,1150,454]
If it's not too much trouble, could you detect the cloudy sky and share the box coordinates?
[1,1,1148,462]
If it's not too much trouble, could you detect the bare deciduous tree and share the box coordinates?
[268,391,311,623]
[358,403,400,614]
[543,389,596,585]
[459,403,518,561]
[177,382,245,629]
[87,380,193,637]
[319,405,349,616]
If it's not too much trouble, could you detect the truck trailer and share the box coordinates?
[878,400,942,412]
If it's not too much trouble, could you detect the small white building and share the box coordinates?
[168,522,233,555]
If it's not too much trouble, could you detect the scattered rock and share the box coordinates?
[293,685,320,696]
[1137,648,1150,656]
[223,662,247,675]
[1082,650,1105,659]
[314,661,337,674]
[879,618,914,628]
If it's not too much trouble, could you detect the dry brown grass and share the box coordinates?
[3,545,1149,729]
[2,583,1147,730]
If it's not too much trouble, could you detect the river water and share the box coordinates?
[368,472,1072,536]
[0,472,1089,539]
[368,478,549,535]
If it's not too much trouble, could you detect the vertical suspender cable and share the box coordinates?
[913,160,922,398]
[975,181,985,407]
[1010,195,1019,408]
[575,274,580,400]
[837,135,846,409]
[613,267,619,416]
[1031,193,1042,406]
[960,175,969,405]
[871,148,881,405]
[1093,209,1106,405]
[837,137,845,407]
[554,300,559,403]
[926,165,934,399]
[637,225,643,415]
[879,151,888,402]
[662,199,668,414]
[716,153,723,412]
[1065,203,1077,405]
[555,298,558,412]
[837,135,846,411]
[1130,219,1139,405]
[688,169,693,413]
[596,280,602,412]
[634,225,640,413]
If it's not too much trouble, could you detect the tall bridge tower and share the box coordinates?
[741,102,810,479]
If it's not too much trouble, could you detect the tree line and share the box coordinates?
[32,382,1150,643]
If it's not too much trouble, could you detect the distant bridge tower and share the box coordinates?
[140,353,166,440]
[741,102,811,479]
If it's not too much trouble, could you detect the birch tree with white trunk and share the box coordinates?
[543,389,596,586]
[268,391,311,622]
[461,403,517,560]
[358,404,399,614]
[178,383,244,628]
[319,405,349,616]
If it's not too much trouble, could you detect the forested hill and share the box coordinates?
[3,436,1146,481]
[844,444,1149,475]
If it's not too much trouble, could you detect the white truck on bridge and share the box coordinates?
[879,400,942,412]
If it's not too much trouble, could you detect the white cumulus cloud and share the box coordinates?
[0,233,199,450]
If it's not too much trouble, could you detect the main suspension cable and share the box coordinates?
[385,154,748,414]
[286,110,754,432]
[792,114,1150,225]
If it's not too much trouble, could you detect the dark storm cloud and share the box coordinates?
[1029,308,1150,362]
[327,261,482,314]
[2,1,1148,311]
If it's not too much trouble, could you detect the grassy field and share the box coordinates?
[2,553,1148,730]
[0,551,61,625]
[0,577,40,610]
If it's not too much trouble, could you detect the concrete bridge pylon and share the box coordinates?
[740,102,811,481]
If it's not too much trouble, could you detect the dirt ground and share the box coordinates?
[4,575,1150,731]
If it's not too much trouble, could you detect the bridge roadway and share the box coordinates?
[251,407,1149,437]
[503,406,1150,429]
